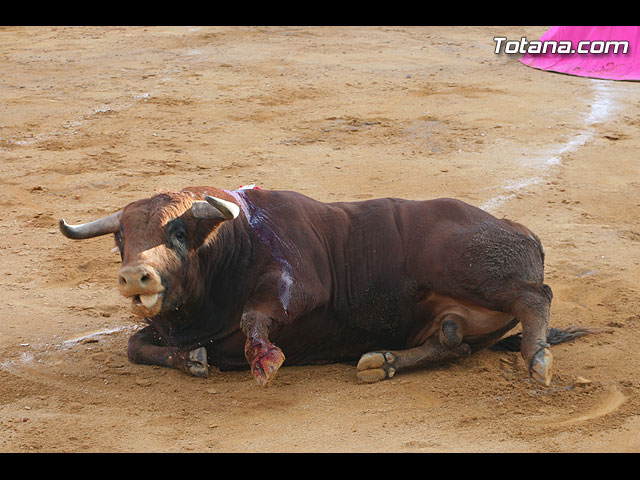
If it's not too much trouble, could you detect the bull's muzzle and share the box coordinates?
[118,264,164,315]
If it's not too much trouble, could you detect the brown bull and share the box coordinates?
[60,186,600,387]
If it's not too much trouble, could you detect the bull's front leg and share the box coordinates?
[127,326,208,378]
[241,310,285,387]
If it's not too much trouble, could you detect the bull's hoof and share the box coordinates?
[186,347,209,378]
[529,347,553,386]
[356,351,396,383]
[251,346,285,388]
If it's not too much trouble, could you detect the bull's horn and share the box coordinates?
[191,196,240,220]
[59,211,122,239]
[205,196,240,219]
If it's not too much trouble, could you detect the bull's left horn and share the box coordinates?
[59,211,122,239]
[191,196,240,220]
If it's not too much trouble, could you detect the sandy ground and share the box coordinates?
[1,26,639,453]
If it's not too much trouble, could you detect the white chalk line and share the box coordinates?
[3,89,160,150]
[480,80,621,213]
[0,325,139,373]
[59,325,135,346]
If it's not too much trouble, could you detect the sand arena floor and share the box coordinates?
[1,26,639,452]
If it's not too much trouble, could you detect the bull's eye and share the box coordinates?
[165,218,189,256]
[172,229,187,245]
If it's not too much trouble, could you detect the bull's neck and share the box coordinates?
[154,215,252,342]
[224,188,297,317]
[198,212,257,303]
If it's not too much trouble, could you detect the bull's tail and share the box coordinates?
[489,325,606,352]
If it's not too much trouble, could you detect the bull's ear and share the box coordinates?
[191,196,240,221]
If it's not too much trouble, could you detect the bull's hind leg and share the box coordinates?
[127,326,208,378]
[356,336,471,383]
[513,285,554,386]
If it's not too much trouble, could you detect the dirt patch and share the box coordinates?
[1,26,639,452]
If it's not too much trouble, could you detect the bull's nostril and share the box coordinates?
[119,266,159,292]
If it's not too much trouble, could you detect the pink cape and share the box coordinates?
[520,26,640,81]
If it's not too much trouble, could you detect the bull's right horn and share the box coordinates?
[191,196,240,221]
[204,196,240,220]
[59,211,122,239]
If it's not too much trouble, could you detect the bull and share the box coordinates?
[59,186,600,387]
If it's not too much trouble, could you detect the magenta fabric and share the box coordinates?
[520,26,640,80]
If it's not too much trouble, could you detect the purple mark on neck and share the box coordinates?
[225,189,295,315]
